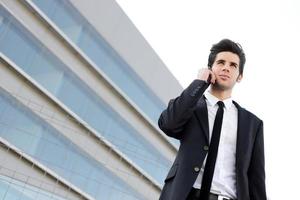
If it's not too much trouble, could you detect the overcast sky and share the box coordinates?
[116,0,300,199]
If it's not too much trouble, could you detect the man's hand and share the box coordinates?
[197,68,216,84]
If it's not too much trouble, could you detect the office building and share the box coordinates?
[0,0,182,199]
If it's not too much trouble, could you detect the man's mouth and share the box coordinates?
[219,74,230,79]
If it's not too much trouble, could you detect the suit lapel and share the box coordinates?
[233,100,249,200]
[233,101,246,166]
[195,97,209,144]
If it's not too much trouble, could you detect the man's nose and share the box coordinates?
[222,64,230,72]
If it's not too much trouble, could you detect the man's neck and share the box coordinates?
[209,87,232,101]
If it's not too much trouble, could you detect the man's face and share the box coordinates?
[211,51,242,91]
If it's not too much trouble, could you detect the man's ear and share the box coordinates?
[236,74,243,82]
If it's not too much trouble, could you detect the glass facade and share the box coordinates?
[0,5,170,186]
[0,89,143,200]
[32,0,165,124]
[0,175,67,200]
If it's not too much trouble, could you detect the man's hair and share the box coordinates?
[208,39,246,75]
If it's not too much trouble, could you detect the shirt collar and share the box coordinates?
[205,91,233,109]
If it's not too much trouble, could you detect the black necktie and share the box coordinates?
[200,101,224,199]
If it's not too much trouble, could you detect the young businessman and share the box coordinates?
[158,39,266,200]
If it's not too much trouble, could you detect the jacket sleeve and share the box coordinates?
[248,120,267,200]
[158,79,209,139]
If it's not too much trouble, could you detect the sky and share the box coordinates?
[115,0,300,199]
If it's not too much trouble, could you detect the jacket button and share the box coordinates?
[194,167,200,172]
[203,145,209,151]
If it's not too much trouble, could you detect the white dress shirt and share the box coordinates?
[193,91,238,199]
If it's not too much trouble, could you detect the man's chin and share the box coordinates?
[211,82,232,91]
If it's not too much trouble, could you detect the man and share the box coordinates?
[158,39,266,200]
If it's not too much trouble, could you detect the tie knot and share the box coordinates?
[217,101,224,108]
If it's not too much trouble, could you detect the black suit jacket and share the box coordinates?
[158,80,266,200]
